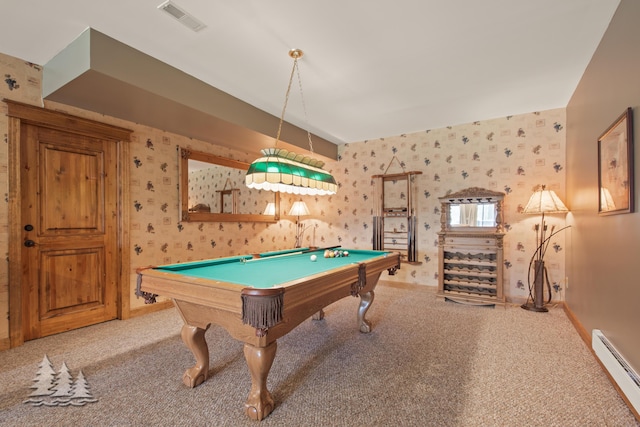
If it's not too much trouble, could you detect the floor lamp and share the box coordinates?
[521,185,569,312]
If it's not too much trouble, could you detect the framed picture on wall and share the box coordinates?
[598,107,634,215]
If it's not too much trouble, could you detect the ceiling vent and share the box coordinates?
[157,1,207,32]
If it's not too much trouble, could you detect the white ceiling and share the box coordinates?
[1,0,620,145]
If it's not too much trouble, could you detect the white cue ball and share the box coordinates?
[310,254,317,262]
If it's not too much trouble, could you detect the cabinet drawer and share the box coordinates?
[444,236,496,246]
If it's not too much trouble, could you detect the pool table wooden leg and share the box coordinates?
[181,324,210,388]
[243,341,277,421]
[358,290,375,333]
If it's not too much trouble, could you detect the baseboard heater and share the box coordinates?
[592,329,640,414]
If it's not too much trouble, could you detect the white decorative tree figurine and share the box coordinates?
[25,355,98,406]
[28,354,56,397]
[51,362,73,398]
[71,370,97,403]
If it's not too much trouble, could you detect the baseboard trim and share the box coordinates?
[564,303,640,422]
[563,303,591,346]
[378,280,435,292]
[129,300,174,318]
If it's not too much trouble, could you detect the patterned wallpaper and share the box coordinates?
[0,51,568,342]
[333,113,568,303]
[0,54,44,341]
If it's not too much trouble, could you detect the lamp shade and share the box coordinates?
[288,200,310,217]
[600,187,616,211]
[263,202,277,216]
[246,148,337,196]
[523,186,568,214]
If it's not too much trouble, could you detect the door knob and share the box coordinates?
[24,224,34,231]
[24,239,36,247]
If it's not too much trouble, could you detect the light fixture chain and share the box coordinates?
[293,59,314,153]
[275,56,299,146]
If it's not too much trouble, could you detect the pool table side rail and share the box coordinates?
[137,251,399,305]
[251,252,400,342]
[154,247,314,271]
[136,267,249,312]
[136,252,400,345]
[137,255,393,309]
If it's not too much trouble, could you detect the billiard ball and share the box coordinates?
[310,254,317,262]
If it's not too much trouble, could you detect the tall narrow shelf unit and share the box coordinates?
[437,187,505,306]
[372,171,422,264]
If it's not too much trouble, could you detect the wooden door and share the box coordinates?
[20,124,118,339]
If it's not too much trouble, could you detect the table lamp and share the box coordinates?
[289,200,310,248]
[263,202,277,216]
[521,185,569,312]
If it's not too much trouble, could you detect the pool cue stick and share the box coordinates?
[244,251,304,262]
[243,246,342,262]
[301,245,341,253]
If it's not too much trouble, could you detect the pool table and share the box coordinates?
[136,247,400,421]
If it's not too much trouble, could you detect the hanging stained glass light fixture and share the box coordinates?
[245,49,337,196]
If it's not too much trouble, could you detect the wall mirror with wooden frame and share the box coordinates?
[179,147,279,222]
[439,187,505,233]
[449,202,497,227]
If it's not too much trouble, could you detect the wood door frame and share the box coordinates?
[5,100,132,348]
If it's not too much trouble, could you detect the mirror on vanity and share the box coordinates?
[448,202,496,227]
[179,147,279,222]
[438,187,504,233]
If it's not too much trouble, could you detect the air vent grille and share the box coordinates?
[158,1,207,32]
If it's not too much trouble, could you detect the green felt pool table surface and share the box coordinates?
[154,248,390,289]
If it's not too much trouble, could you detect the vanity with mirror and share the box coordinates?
[437,187,505,306]
[179,148,279,222]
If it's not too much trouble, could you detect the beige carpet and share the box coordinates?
[0,283,637,427]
